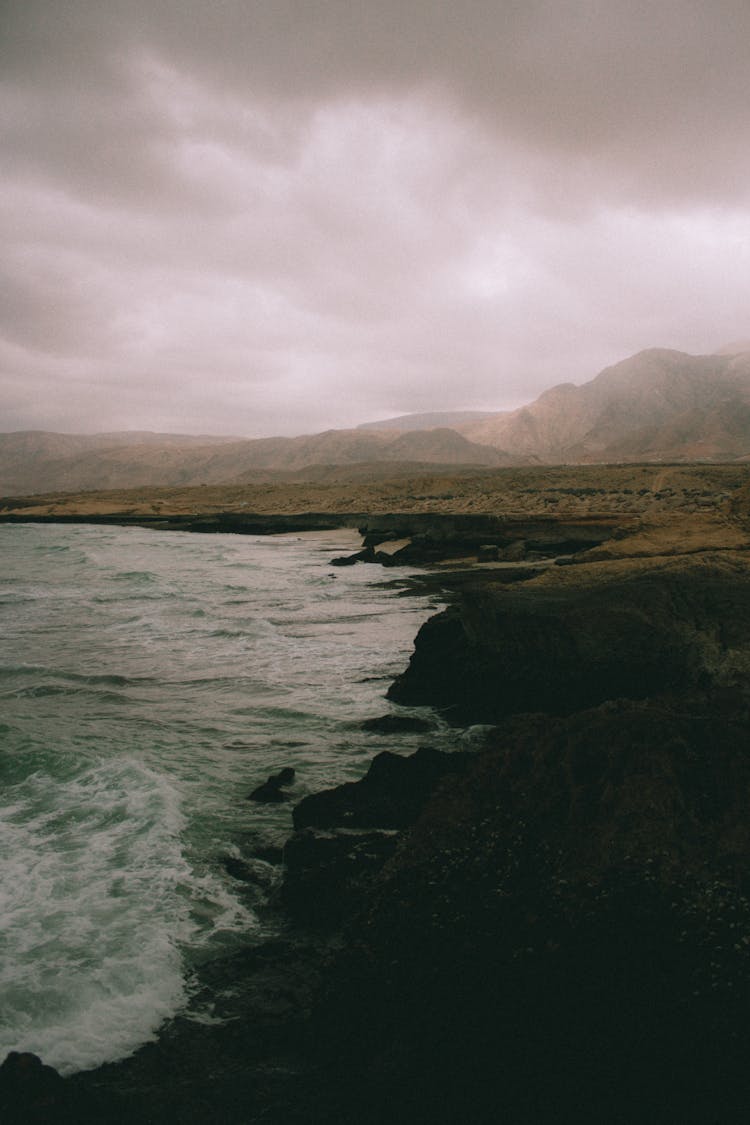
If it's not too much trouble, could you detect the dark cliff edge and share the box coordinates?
[5,541,750,1121]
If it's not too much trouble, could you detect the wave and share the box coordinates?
[0,666,156,686]
[4,684,135,704]
[0,521,443,1073]
[112,570,158,583]
[0,757,257,1075]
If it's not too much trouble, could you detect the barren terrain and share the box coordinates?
[4,462,750,564]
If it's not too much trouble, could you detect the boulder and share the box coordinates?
[330,548,375,566]
[361,714,434,734]
[248,766,296,803]
[292,747,471,831]
[0,1052,69,1123]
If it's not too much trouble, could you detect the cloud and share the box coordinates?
[2,2,749,436]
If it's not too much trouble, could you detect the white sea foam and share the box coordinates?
[0,522,445,1073]
[0,757,243,1074]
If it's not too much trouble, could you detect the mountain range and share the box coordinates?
[3,346,750,496]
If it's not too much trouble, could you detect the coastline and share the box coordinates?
[5,466,750,1121]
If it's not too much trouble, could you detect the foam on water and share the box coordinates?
[0,759,190,1073]
[0,522,445,1073]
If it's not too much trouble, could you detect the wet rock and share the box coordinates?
[248,766,296,803]
[222,854,256,881]
[500,538,526,561]
[361,714,434,734]
[252,844,284,865]
[282,828,399,926]
[330,547,374,566]
[0,1052,74,1123]
[221,855,279,891]
[292,747,471,831]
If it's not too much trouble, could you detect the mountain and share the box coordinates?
[459,348,750,462]
[0,427,503,496]
[4,346,750,496]
[358,410,498,432]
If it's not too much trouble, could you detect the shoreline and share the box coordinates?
[5,469,750,1121]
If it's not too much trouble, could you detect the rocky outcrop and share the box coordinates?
[360,714,433,734]
[0,1052,74,1124]
[388,554,750,721]
[248,766,296,803]
[289,551,750,1122]
[308,693,750,1124]
[292,748,469,832]
[282,748,473,927]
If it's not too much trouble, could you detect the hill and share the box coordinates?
[0,427,503,496]
[5,345,750,496]
[357,410,497,432]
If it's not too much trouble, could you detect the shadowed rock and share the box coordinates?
[388,556,750,722]
[292,747,470,831]
[307,694,750,1124]
[248,766,296,803]
[361,714,434,734]
[282,828,400,926]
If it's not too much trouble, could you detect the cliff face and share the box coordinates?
[311,696,750,1124]
[389,554,750,721]
[298,552,750,1123]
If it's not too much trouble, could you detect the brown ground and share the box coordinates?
[4,462,750,564]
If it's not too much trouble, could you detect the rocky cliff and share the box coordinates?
[291,550,750,1123]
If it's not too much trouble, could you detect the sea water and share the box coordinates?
[0,522,446,1074]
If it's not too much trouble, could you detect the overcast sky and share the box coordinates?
[2,1,749,437]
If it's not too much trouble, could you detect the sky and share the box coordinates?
[2,1,750,438]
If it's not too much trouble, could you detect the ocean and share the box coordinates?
[0,522,447,1075]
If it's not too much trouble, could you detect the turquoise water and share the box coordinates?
[0,523,445,1073]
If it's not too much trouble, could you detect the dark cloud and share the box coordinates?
[2,2,749,436]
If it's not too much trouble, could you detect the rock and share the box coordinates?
[252,844,284,865]
[271,766,296,786]
[281,828,400,926]
[248,766,296,803]
[222,854,256,881]
[500,538,526,561]
[477,544,499,561]
[361,714,434,734]
[0,1052,68,1123]
[248,782,287,802]
[221,855,279,890]
[388,555,750,722]
[330,547,374,566]
[292,747,471,831]
[306,694,750,1124]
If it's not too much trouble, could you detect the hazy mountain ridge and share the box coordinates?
[3,347,750,495]
[0,427,504,495]
[458,348,750,461]
[357,410,498,432]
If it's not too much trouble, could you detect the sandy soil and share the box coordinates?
[3,462,750,566]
